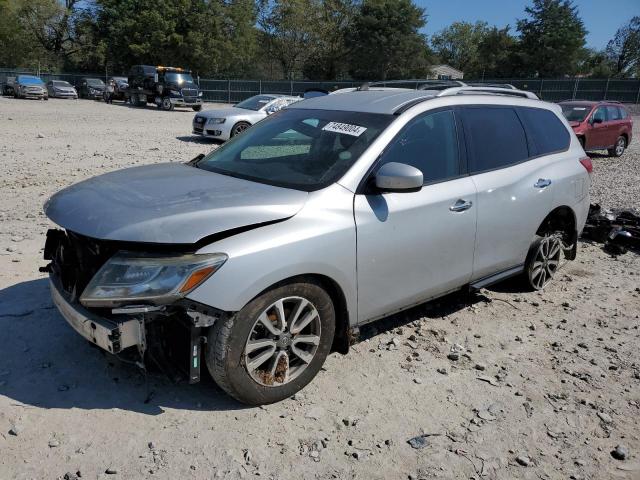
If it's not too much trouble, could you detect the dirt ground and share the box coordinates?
[1,97,639,480]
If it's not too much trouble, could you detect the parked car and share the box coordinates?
[43,87,591,405]
[46,80,78,99]
[560,100,633,157]
[192,94,300,140]
[13,75,48,100]
[77,77,105,99]
[2,76,16,96]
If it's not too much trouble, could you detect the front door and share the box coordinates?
[354,109,477,323]
[586,106,609,149]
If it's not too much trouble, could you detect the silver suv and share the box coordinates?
[43,87,591,404]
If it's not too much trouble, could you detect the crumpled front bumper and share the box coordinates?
[49,276,145,354]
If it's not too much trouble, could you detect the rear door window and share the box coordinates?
[517,107,570,156]
[460,107,529,173]
[378,109,460,184]
[619,107,628,119]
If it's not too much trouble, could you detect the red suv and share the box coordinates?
[560,101,633,157]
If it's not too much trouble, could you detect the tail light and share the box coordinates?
[580,157,593,174]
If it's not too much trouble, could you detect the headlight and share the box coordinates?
[80,252,227,307]
[89,88,95,94]
[207,118,226,124]
[198,92,203,97]
[170,89,181,95]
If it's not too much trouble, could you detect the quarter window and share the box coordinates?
[619,107,628,119]
[461,107,529,173]
[378,110,460,184]
[517,107,570,155]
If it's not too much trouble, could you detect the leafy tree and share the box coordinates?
[476,26,519,78]
[431,21,489,77]
[606,16,640,78]
[516,0,587,77]
[0,0,50,68]
[575,48,613,78]
[345,0,431,80]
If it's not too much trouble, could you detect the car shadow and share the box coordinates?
[175,135,222,145]
[0,278,246,415]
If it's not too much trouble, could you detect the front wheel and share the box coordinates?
[192,105,202,112]
[525,234,563,291]
[608,136,626,157]
[206,280,335,405]
[231,121,251,137]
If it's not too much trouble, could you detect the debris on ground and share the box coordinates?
[582,204,640,255]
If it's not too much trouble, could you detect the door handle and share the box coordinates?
[534,178,552,188]
[449,199,473,212]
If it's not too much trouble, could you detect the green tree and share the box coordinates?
[346,0,431,80]
[0,0,48,68]
[516,0,587,77]
[476,26,519,78]
[431,21,489,77]
[606,16,640,78]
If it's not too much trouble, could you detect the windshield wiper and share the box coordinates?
[186,153,205,168]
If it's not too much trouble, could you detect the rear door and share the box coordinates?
[459,106,555,280]
[354,108,477,322]
[605,105,623,147]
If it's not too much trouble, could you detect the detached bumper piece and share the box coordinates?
[50,277,144,354]
[582,204,640,255]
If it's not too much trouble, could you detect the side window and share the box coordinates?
[517,107,570,156]
[592,107,607,123]
[619,107,628,119]
[379,109,460,184]
[606,106,621,121]
[461,107,529,173]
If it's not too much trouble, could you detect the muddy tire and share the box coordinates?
[206,280,335,405]
[608,136,626,157]
[524,234,562,291]
[230,121,251,137]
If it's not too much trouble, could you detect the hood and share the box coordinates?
[44,163,308,245]
[199,107,262,118]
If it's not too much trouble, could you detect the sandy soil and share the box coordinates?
[1,97,639,480]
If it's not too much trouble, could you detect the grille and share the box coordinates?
[182,89,198,97]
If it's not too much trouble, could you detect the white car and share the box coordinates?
[193,94,300,140]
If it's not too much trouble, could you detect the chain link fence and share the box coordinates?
[2,68,639,104]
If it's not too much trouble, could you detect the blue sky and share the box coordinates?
[417,0,640,49]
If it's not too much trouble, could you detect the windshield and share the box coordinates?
[86,79,104,86]
[19,76,44,85]
[196,108,394,191]
[561,105,591,122]
[165,72,194,84]
[235,95,277,111]
[52,81,71,87]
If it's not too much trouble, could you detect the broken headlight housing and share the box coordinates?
[80,252,227,307]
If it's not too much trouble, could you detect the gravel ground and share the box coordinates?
[1,97,639,480]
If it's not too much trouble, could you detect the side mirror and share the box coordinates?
[591,117,603,125]
[374,162,423,192]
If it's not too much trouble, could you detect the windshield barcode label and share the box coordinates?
[322,122,367,137]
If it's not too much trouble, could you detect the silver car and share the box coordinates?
[43,87,591,405]
[192,94,300,140]
[46,80,78,99]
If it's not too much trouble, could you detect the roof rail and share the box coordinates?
[466,82,517,89]
[437,86,539,100]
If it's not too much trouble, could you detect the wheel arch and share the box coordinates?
[250,273,351,355]
[535,205,578,260]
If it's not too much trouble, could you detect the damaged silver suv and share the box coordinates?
[43,87,591,404]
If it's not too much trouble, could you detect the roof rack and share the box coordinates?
[559,99,621,104]
[437,86,539,100]
[465,82,517,90]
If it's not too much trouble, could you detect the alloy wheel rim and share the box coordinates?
[234,124,248,135]
[530,235,562,290]
[616,138,624,155]
[244,296,321,387]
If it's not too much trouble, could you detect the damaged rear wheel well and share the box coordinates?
[536,206,577,260]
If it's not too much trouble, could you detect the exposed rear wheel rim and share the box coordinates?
[615,137,625,156]
[530,235,562,290]
[244,296,321,387]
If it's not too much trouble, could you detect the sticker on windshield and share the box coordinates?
[322,122,367,137]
